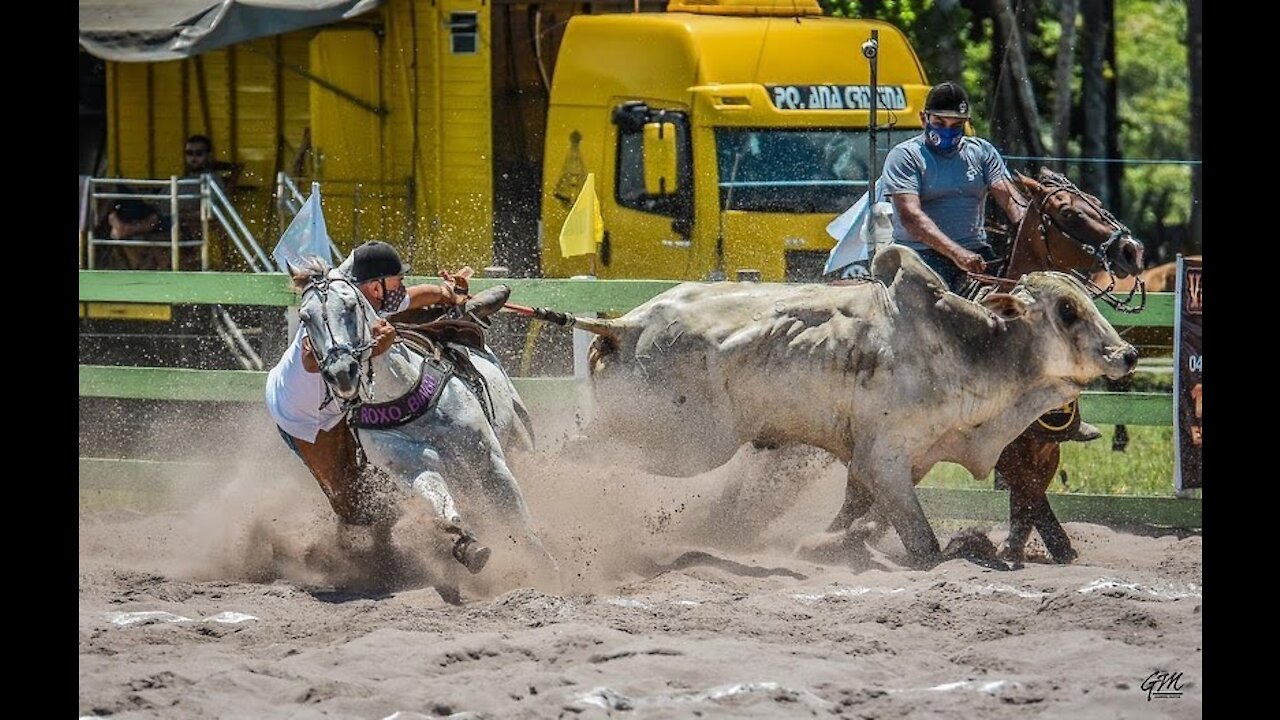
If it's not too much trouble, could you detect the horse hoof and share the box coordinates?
[452,536,491,574]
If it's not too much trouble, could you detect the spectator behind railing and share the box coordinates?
[180,134,243,264]
[182,134,241,191]
[93,198,172,270]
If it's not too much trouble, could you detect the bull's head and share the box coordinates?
[991,271,1139,384]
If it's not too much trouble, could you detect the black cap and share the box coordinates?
[347,241,410,283]
[924,81,971,119]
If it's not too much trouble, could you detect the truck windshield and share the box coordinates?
[715,128,918,213]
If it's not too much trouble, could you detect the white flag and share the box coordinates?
[823,191,871,275]
[272,182,332,273]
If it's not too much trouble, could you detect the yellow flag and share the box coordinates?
[559,173,604,258]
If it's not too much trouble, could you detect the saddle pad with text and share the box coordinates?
[351,357,453,429]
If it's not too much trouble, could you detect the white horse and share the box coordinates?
[292,259,555,578]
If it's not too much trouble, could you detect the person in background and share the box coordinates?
[94,197,171,270]
[177,134,243,269]
[182,134,241,190]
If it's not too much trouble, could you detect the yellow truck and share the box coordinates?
[540,0,933,281]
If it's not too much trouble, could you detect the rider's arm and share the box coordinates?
[404,283,458,311]
[301,336,320,373]
[989,176,1025,226]
[301,323,395,371]
[890,192,986,274]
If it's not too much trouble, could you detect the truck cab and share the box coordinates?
[540,0,932,281]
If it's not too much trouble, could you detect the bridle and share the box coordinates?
[301,271,378,411]
[969,174,1146,313]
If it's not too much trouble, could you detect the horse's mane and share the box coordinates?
[288,256,334,293]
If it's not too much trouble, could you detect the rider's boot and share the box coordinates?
[462,284,511,324]
[1070,420,1103,442]
[452,533,492,574]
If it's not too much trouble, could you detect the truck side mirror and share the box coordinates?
[642,121,679,196]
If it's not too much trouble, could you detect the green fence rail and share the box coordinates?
[79,272,1195,528]
[77,457,1198,529]
[78,270,1177,325]
[77,365,1172,427]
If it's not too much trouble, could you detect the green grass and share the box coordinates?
[919,425,1189,497]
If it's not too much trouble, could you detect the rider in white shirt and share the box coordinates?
[265,241,510,571]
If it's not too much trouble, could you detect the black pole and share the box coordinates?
[864,31,880,233]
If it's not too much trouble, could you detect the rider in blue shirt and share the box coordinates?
[880,82,1101,446]
[880,81,1024,294]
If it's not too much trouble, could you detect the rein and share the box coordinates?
[965,175,1146,313]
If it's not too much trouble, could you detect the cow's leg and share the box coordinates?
[708,445,830,547]
[828,466,876,532]
[861,461,940,562]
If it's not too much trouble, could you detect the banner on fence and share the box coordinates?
[1173,255,1202,491]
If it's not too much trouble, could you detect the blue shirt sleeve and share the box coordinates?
[880,144,920,196]
[978,139,1011,187]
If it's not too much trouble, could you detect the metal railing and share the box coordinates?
[82,174,273,273]
[275,171,414,251]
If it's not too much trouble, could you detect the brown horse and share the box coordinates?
[979,168,1146,563]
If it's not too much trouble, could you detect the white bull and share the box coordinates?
[569,246,1138,561]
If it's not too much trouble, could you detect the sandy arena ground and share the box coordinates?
[79,403,1202,719]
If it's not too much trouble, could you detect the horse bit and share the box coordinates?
[1032,178,1146,314]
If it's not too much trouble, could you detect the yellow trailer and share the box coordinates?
[83,0,932,282]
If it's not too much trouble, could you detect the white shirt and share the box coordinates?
[265,292,410,442]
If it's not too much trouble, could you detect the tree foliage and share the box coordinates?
[817,0,1196,262]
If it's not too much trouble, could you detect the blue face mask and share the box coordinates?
[926,123,965,153]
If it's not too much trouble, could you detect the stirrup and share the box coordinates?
[451,535,491,574]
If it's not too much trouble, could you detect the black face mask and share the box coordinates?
[379,280,407,313]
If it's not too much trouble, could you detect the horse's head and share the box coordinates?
[1012,168,1145,279]
[292,258,379,404]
